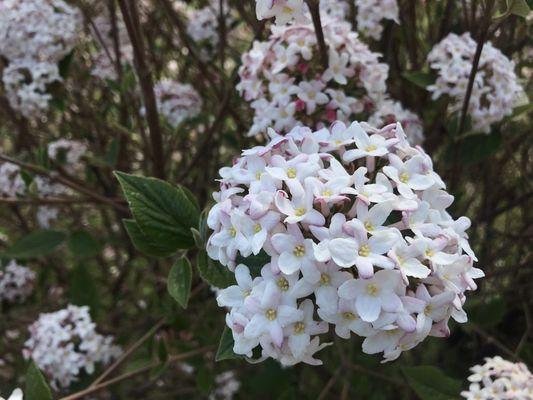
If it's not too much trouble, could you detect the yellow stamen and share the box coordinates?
[293,245,305,257]
[265,309,277,321]
[320,273,330,286]
[277,277,289,291]
[295,207,306,217]
[366,283,378,296]
[358,244,370,257]
[293,321,305,334]
[287,167,297,179]
[399,172,410,183]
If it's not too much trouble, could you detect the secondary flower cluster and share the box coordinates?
[34,140,87,227]
[237,19,423,143]
[23,305,122,389]
[209,371,241,400]
[90,7,133,81]
[152,80,203,128]
[0,163,26,198]
[461,356,533,400]
[176,0,234,61]
[0,261,35,303]
[427,32,524,133]
[255,0,307,25]
[355,0,399,40]
[207,120,483,365]
[0,0,81,117]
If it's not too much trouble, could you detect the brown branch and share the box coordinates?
[0,154,129,213]
[59,346,214,400]
[117,0,165,179]
[0,197,126,206]
[90,318,166,387]
[305,0,329,69]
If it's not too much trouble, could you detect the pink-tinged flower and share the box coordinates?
[338,270,403,322]
[318,299,374,339]
[414,285,455,337]
[296,80,329,114]
[271,224,320,282]
[217,265,255,308]
[323,49,353,84]
[284,299,328,358]
[244,281,303,347]
[343,122,397,162]
[383,154,435,198]
[388,241,430,284]
[274,181,326,226]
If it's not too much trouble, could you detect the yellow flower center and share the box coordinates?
[399,172,410,183]
[364,221,374,231]
[277,277,289,291]
[335,140,342,145]
[295,207,306,217]
[424,304,432,316]
[254,224,262,234]
[265,309,277,321]
[287,167,297,179]
[228,227,237,237]
[366,283,378,296]
[386,329,399,336]
[243,289,251,298]
[255,171,263,180]
[425,249,435,258]
[321,189,332,197]
[308,92,316,100]
[320,273,330,286]
[282,6,293,14]
[358,244,370,257]
[365,144,377,152]
[293,245,306,257]
[293,321,305,334]
[342,312,356,320]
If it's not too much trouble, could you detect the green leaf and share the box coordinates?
[402,366,461,400]
[123,219,178,258]
[465,297,505,328]
[4,230,66,259]
[25,362,53,400]
[67,230,101,258]
[216,326,241,361]
[507,0,530,17]
[167,257,192,308]
[68,264,100,317]
[447,131,502,164]
[236,251,270,277]
[402,71,435,89]
[197,251,235,289]
[115,172,199,251]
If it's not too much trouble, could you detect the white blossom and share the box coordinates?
[355,0,399,40]
[206,120,482,365]
[23,305,122,389]
[461,357,533,400]
[427,32,524,133]
[0,389,23,400]
[0,163,26,197]
[0,261,35,303]
[149,80,202,128]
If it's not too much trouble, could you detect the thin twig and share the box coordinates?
[0,154,129,213]
[90,318,166,387]
[468,322,524,362]
[59,346,214,400]
[305,0,329,69]
[317,367,341,400]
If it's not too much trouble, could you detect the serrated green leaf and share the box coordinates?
[4,230,66,259]
[67,230,101,258]
[216,326,241,361]
[507,0,530,17]
[197,251,235,289]
[402,71,435,89]
[402,366,461,400]
[25,362,53,400]
[115,172,199,251]
[123,219,178,258]
[167,257,192,308]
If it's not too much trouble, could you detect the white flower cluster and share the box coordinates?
[23,305,122,389]
[0,0,81,117]
[255,0,307,25]
[237,20,423,143]
[33,139,86,228]
[209,371,241,400]
[0,261,35,303]
[152,80,203,128]
[48,139,87,168]
[0,163,26,197]
[91,8,134,81]
[207,120,483,365]
[461,356,533,400]
[355,0,399,40]
[178,0,233,60]
[427,33,524,133]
